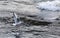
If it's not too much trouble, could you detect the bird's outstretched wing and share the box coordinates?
[12,12,22,26]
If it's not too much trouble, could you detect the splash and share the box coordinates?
[36,0,60,11]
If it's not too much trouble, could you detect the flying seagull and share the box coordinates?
[12,12,22,26]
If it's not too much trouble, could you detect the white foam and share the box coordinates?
[36,0,60,11]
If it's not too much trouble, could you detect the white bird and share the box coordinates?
[12,12,22,26]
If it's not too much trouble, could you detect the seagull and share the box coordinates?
[12,12,22,26]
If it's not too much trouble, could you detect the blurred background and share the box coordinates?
[0,0,60,38]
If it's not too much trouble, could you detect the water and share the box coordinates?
[0,0,60,38]
[36,0,60,22]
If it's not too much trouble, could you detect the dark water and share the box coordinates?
[0,18,60,38]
